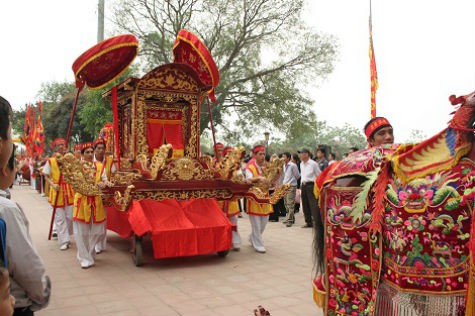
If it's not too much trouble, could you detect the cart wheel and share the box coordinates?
[132,235,143,267]
[217,249,229,258]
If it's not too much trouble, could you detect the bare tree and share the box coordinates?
[111,0,338,138]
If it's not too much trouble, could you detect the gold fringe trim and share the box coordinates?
[313,285,326,308]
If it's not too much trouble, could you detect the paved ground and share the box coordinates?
[11,185,322,316]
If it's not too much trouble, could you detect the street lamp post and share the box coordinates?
[264,132,270,156]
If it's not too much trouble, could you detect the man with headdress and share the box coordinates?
[93,138,116,254]
[245,144,273,253]
[42,138,74,250]
[73,144,82,160]
[93,138,116,182]
[213,142,224,161]
[217,146,242,250]
[363,116,394,147]
[73,143,108,269]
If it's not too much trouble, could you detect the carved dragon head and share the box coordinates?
[448,90,475,144]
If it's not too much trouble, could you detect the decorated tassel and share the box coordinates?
[369,161,390,233]
[313,275,326,308]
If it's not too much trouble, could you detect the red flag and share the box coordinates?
[34,101,45,155]
[369,12,378,118]
[23,105,31,138]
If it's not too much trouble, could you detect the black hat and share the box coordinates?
[298,148,311,154]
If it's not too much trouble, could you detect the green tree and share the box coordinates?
[43,93,91,149]
[111,0,337,137]
[35,82,92,148]
[38,81,76,103]
[77,89,113,137]
[11,107,27,137]
[77,66,139,137]
[316,123,367,158]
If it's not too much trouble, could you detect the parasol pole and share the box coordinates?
[369,0,378,119]
[65,88,82,146]
[48,87,81,240]
[47,179,61,240]
[206,98,219,158]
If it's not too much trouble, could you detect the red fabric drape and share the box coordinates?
[146,123,165,153]
[163,124,184,152]
[106,199,234,259]
[146,109,184,156]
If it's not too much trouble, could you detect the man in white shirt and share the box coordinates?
[298,148,321,228]
[281,152,300,227]
[0,104,51,315]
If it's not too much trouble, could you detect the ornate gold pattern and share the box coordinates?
[161,157,214,181]
[133,189,232,201]
[119,158,132,169]
[188,98,199,158]
[138,66,200,92]
[112,170,142,185]
[136,153,149,172]
[198,155,215,170]
[246,184,290,205]
[265,156,285,184]
[150,144,172,179]
[216,147,246,180]
[269,184,291,204]
[136,95,147,158]
[57,153,102,196]
[114,185,135,211]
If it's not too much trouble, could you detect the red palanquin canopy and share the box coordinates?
[173,30,220,102]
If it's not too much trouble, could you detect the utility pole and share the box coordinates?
[97,0,105,43]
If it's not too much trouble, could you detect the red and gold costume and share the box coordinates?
[73,161,106,223]
[43,137,74,250]
[47,157,74,207]
[218,200,240,217]
[72,142,107,268]
[245,158,273,216]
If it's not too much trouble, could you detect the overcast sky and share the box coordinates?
[1,1,474,142]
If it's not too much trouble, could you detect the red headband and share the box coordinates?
[93,138,105,148]
[214,143,224,150]
[51,138,66,149]
[223,146,233,156]
[253,145,265,154]
[81,142,93,152]
[365,117,391,139]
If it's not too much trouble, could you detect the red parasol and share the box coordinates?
[72,34,139,90]
[172,30,220,102]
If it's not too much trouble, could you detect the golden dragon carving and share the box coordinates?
[57,153,103,196]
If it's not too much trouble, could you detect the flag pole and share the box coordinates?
[369,0,378,119]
